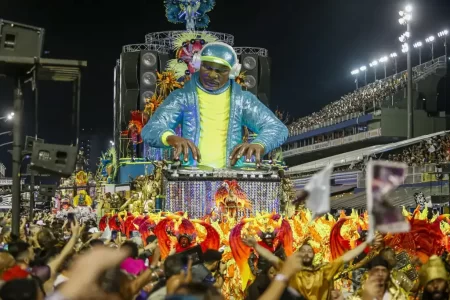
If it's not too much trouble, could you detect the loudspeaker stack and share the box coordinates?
[237,49,272,106]
[119,50,169,128]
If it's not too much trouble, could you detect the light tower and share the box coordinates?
[399,4,413,139]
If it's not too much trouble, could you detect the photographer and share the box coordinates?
[191,249,225,288]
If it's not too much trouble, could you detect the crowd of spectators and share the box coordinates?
[287,73,407,136]
[387,133,450,167]
[290,133,450,178]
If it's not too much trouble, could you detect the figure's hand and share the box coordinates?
[242,236,257,248]
[166,135,201,162]
[230,143,264,166]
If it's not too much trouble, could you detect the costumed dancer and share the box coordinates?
[242,234,379,300]
[418,255,449,300]
[142,42,288,168]
[153,214,220,259]
[247,231,286,277]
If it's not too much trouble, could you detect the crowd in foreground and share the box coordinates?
[0,207,448,300]
[288,73,407,136]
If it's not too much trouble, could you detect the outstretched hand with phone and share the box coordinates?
[166,257,193,295]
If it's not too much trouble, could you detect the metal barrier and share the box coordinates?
[356,163,447,188]
[284,128,382,158]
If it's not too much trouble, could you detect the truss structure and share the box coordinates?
[122,43,170,54]
[233,47,269,57]
[145,30,235,47]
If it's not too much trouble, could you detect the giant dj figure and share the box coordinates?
[142,42,288,168]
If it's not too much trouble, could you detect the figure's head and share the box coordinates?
[193,42,241,91]
[298,243,315,267]
[420,256,449,300]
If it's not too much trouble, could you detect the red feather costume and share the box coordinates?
[230,214,293,291]
[154,216,220,259]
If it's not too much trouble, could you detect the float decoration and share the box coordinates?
[97,147,118,183]
[167,31,218,79]
[165,0,216,30]
[214,180,252,218]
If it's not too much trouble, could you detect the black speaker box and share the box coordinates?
[0,19,45,58]
[139,51,169,110]
[30,143,77,177]
[39,184,56,197]
[240,54,259,95]
[25,136,44,152]
[119,50,170,128]
[257,56,271,106]
[238,54,271,106]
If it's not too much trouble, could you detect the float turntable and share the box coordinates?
[163,165,281,218]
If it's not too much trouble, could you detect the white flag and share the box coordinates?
[304,163,334,219]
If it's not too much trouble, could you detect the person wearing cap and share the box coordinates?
[142,42,288,169]
[350,255,407,300]
[191,249,224,288]
[419,255,449,300]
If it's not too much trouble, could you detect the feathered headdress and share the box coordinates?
[166,31,218,79]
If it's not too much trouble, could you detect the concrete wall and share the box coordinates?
[380,108,447,138]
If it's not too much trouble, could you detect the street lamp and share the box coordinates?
[399,4,413,139]
[425,36,435,60]
[390,52,398,73]
[438,29,448,57]
[0,113,14,121]
[351,69,360,89]
[360,66,367,85]
[369,60,378,81]
[378,56,389,78]
[413,41,423,64]
[109,140,115,146]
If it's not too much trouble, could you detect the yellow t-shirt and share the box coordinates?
[196,87,230,169]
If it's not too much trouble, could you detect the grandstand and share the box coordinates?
[283,56,448,166]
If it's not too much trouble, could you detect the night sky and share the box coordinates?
[0,0,449,175]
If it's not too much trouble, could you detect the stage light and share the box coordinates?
[351,69,360,75]
[413,41,423,48]
[438,30,449,37]
[360,66,367,71]
[390,52,397,58]
[426,36,435,43]
[402,43,409,53]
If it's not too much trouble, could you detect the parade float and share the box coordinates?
[51,1,450,298]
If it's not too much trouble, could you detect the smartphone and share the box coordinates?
[111,230,118,241]
[67,213,75,225]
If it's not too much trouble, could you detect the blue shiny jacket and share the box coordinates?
[141,72,288,167]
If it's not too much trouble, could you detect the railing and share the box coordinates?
[287,55,447,136]
[356,163,448,188]
[283,128,382,158]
